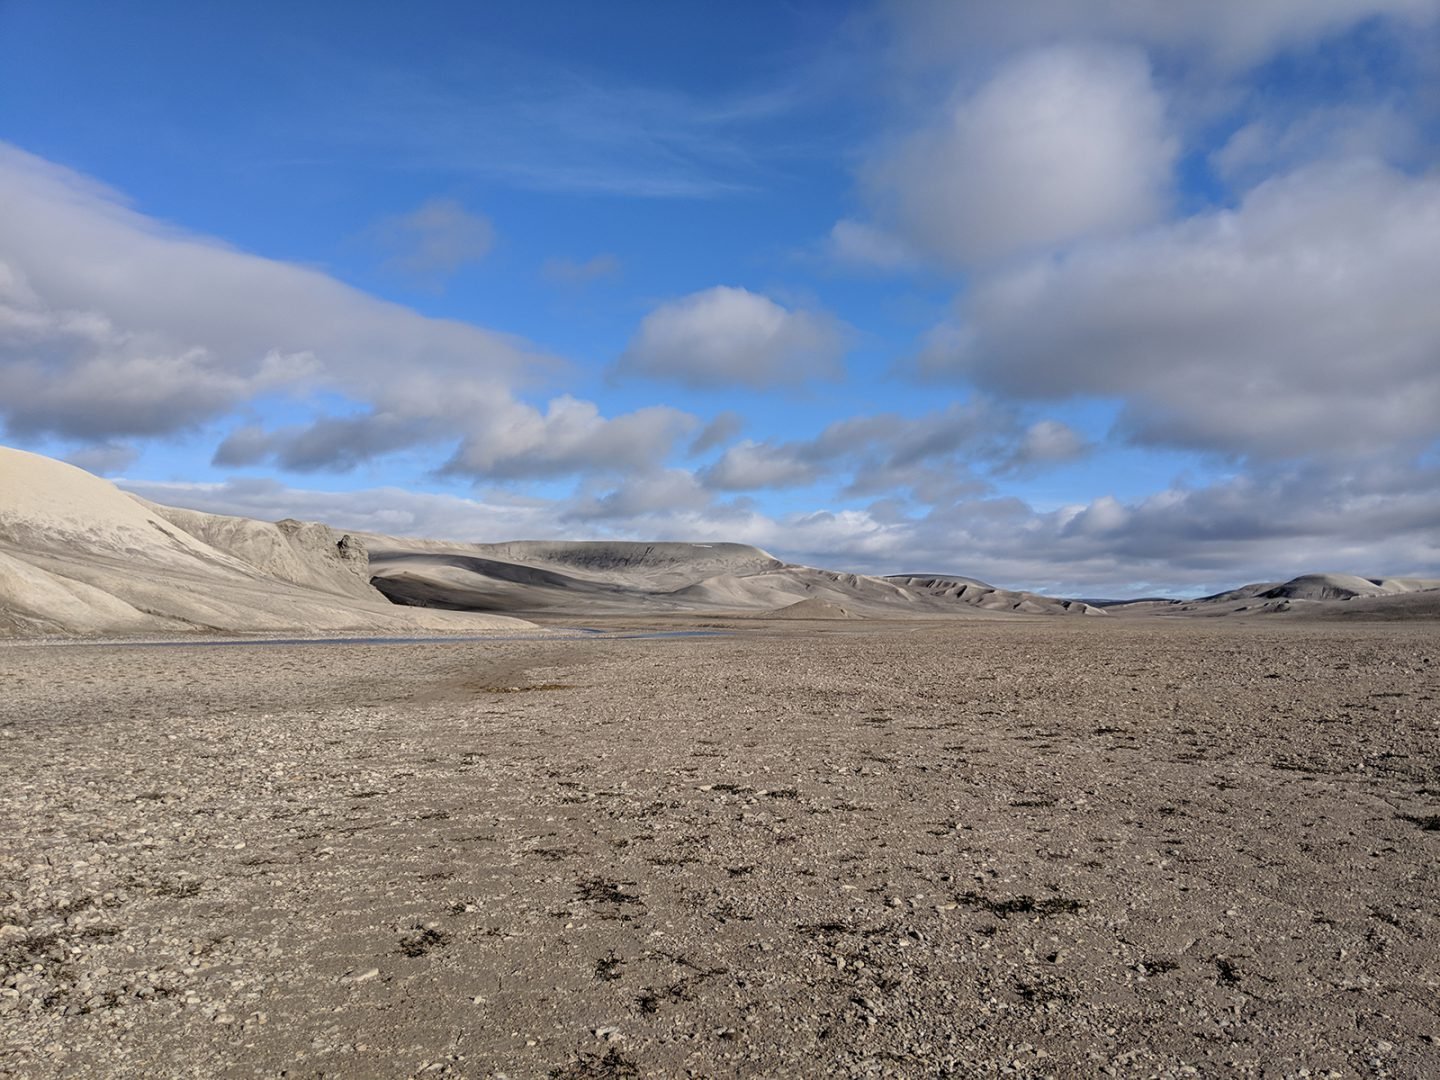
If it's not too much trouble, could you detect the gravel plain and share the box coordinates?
[1,619,1437,1079]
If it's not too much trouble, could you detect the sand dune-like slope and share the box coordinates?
[762,597,859,619]
[1110,572,1440,618]
[368,538,1106,618]
[0,446,532,637]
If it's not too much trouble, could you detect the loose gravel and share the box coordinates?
[1,620,1437,1078]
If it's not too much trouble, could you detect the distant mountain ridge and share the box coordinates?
[2,444,1436,635]
[365,538,1107,619]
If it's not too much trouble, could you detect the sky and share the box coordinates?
[2,0,1439,598]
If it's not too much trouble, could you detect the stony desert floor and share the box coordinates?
[1,620,1437,1079]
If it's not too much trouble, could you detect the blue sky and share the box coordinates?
[2,1,1439,596]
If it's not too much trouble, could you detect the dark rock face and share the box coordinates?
[336,533,366,563]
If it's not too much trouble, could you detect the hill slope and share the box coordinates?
[367,538,1106,618]
[0,446,532,637]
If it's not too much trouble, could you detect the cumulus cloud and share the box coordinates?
[213,413,434,472]
[541,253,621,284]
[860,45,1176,267]
[885,0,1440,69]
[827,219,915,271]
[374,197,494,281]
[563,469,714,521]
[921,160,1440,461]
[441,396,696,481]
[688,411,744,456]
[0,143,700,481]
[618,285,848,388]
[0,146,533,440]
[1212,104,1422,185]
[700,401,1081,498]
[994,420,1092,475]
[703,439,824,491]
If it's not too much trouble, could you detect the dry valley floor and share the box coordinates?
[2,620,1438,1078]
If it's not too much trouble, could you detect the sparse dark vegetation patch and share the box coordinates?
[577,877,642,906]
[550,1047,640,1080]
[594,950,625,982]
[1214,957,1242,985]
[956,892,1083,918]
[398,925,448,958]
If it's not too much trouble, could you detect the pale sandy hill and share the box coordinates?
[1118,572,1440,618]
[371,542,1105,619]
[761,598,859,619]
[143,502,377,600]
[0,446,533,637]
[1262,573,1403,602]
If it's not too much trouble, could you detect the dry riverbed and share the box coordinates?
[1,620,1437,1078]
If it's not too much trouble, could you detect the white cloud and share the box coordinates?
[923,160,1440,461]
[0,143,701,482]
[441,395,696,480]
[1212,104,1422,184]
[374,197,494,281]
[701,401,1082,496]
[863,45,1176,266]
[885,0,1440,69]
[703,439,823,491]
[0,144,535,443]
[995,420,1092,474]
[618,285,847,388]
[827,219,915,270]
[564,469,714,520]
[688,411,744,456]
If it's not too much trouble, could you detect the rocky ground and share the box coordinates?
[1,620,1437,1078]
